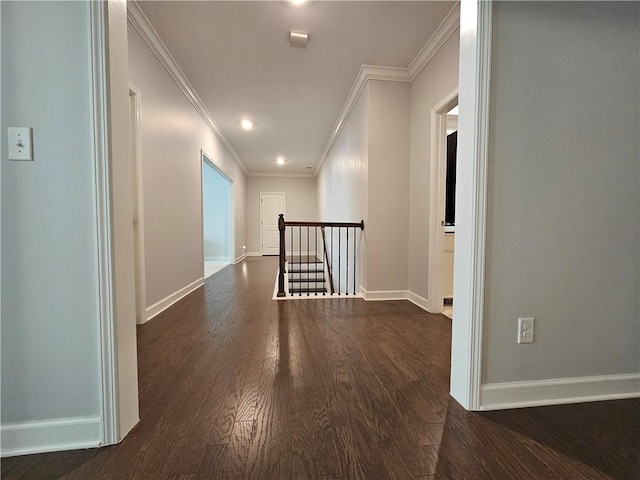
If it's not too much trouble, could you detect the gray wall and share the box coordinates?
[408,29,460,301]
[367,80,411,292]
[1,0,101,424]
[317,86,369,289]
[246,176,317,254]
[317,80,412,293]
[483,1,640,383]
[128,24,247,307]
[317,90,369,224]
[203,163,230,261]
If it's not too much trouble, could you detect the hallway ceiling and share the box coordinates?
[137,1,456,176]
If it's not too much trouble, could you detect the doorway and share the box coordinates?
[442,104,458,319]
[201,154,233,279]
[428,89,458,316]
[260,192,285,256]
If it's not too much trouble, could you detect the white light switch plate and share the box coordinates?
[8,127,33,161]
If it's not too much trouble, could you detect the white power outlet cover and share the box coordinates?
[517,317,535,344]
[8,127,33,161]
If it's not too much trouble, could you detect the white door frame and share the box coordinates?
[259,192,285,256]
[90,0,119,445]
[201,150,234,273]
[428,89,458,315]
[449,0,493,411]
[129,84,147,326]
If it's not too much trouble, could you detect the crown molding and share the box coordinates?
[127,1,248,175]
[408,2,461,81]
[359,65,410,83]
[315,3,460,176]
[315,64,409,175]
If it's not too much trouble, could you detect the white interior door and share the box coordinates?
[260,192,285,256]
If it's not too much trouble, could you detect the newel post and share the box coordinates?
[277,213,286,297]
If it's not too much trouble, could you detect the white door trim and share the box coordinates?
[428,89,458,315]
[129,84,147,326]
[89,0,118,445]
[259,192,285,256]
[227,182,235,264]
[201,150,235,272]
[450,0,493,411]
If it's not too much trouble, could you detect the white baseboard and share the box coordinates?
[480,373,640,411]
[407,291,430,311]
[246,251,261,257]
[358,287,436,311]
[234,253,247,264]
[1,416,101,458]
[144,277,204,323]
[359,286,409,301]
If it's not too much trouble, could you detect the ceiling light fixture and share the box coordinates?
[290,0,306,6]
[276,156,285,165]
[241,119,254,130]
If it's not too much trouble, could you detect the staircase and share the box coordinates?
[287,258,327,295]
[276,215,364,298]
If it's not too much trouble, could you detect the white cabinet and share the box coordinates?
[444,232,455,299]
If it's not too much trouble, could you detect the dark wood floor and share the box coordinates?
[2,257,639,479]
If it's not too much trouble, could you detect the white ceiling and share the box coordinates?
[137,1,456,175]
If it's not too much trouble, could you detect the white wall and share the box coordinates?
[128,24,247,308]
[483,2,639,385]
[203,163,230,261]
[246,176,317,254]
[408,28,460,302]
[318,80,412,294]
[1,0,102,447]
[367,80,411,292]
[317,86,369,289]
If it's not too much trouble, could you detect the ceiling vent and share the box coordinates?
[290,31,309,49]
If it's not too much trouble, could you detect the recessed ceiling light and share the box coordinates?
[276,156,285,165]
[241,119,254,130]
[290,0,306,6]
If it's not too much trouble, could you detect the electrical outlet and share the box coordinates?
[517,317,535,344]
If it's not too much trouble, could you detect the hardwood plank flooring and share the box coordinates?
[2,257,638,479]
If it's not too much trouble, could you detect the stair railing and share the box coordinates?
[277,214,286,297]
[277,214,365,297]
[320,226,335,294]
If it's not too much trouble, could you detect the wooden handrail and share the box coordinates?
[284,220,364,229]
[320,227,335,294]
